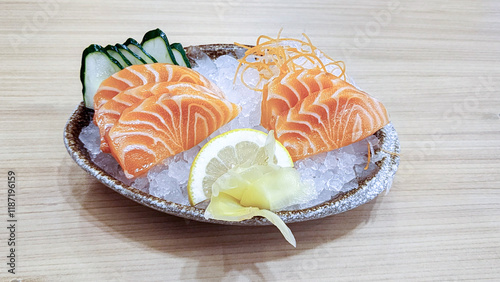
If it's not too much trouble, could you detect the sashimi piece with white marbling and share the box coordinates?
[94,82,225,152]
[273,80,389,161]
[106,89,240,178]
[93,63,224,110]
[261,68,341,130]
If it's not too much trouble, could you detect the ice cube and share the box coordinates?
[79,123,101,157]
[133,176,149,193]
[215,55,238,75]
[324,151,338,168]
[341,180,358,193]
[182,145,201,162]
[167,159,191,186]
[192,52,217,80]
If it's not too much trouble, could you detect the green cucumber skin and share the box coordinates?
[141,28,179,65]
[80,29,192,109]
[80,44,122,90]
[115,44,147,65]
[104,45,132,67]
[124,38,157,64]
[170,42,191,68]
[80,44,123,108]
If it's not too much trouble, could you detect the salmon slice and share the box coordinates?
[94,82,225,153]
[106,91,241,178]
[273,79,389,161]
[93,63,224,110]
[261,69,341,130]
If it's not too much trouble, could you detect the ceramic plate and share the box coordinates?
[64,44,400,225]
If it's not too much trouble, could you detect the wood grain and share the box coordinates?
[0,0,499,280]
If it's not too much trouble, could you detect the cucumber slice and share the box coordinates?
[141,28,178,65]
[170,43,191,68]
[103,45,131,68]
[80,44,122,109]
[115,44,146,65]
[124,38,157,64]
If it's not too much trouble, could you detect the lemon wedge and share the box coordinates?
[188,129,316,247]
[188,128,293,206]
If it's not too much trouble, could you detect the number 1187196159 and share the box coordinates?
[7,171,17,275]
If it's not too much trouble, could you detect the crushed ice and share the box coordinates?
[79,50,382,209]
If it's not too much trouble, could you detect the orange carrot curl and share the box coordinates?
[234,30,347,91]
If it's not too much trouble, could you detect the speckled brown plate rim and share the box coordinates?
[63,44,400,226]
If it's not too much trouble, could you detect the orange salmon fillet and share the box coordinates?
[261,69,341,130]
[93,63,224,110]
[94,82,225,153]
[272,77,389,161]
[106,90,240,178]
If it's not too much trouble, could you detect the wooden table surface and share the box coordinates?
[1,0,499,281]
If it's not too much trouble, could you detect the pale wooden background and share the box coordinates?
[0,0,499,281]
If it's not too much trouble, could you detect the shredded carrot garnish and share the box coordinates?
[256,34,274,46]
[280,53,328,73]
[234,31,347,92]
[277,27,284,39]
[233,42,252,50]
[364,142,372,170]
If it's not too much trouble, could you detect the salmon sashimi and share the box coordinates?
[106,91,241,178]
[93,63,224,110]
[273,79,389,161]
[94,82,225,153]
[261,69,341,130]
